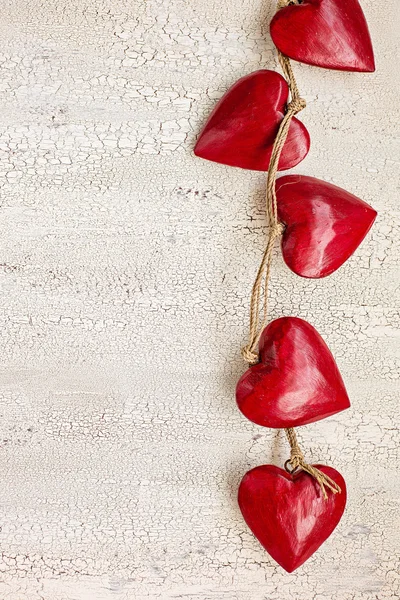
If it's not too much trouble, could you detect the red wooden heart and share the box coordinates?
[194,70,310,171]
[276,175,377,278]
[238,464,346,572]
[236,317,350,428]
[270,0,375,72]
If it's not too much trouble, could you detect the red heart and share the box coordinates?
[270,0,375,72]
[238,464,346,572]
[194,70,310,171]
[276,175,377,278]
[236,317,350,428]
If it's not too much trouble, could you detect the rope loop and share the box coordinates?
[285,428,342,500]
[241,346,259,365]
[271,221,285,236]
[278,0,303,7]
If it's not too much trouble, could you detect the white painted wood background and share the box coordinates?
[0,0,399,598]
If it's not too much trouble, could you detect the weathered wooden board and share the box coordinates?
[0,1,399,598]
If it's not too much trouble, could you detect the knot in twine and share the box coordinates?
[285,429,342,499]
[241,345,259,365]
[271,221,285,236]
[287,97,307,114]
[277,0,303,8]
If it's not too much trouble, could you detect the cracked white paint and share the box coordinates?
[0,0,399,598]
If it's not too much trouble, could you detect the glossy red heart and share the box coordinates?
[236,317,350,428]
[276,175,377,278]
[238,464,346,572]
[194,70,310,171]
[270,0,375,72]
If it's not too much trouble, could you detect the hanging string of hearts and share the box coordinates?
[239,49,341,498]
[194,0,376,573]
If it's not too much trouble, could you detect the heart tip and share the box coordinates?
[363,64,376,73]
[342,394,351,412]
[358,56,376,73]
[366,55,376,72]
[281,562,302,573]
[193,143,202,158]
[332,62,375,73]
[194,145,216,164]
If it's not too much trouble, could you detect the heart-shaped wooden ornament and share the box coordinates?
[194,70,310,171]
[270,0,375,72]
[276,175,377,278]
[238,464,346,572]
[236,317,350,428]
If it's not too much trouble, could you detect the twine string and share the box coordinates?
[285,428,342,499]
[241,0,341,498]
[241,51,306,365]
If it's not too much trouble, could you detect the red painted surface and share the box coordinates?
[276,175,377,279]
[194,70,310,171]
[236,317,350,428]
[270,0,375,72]
[238,464,346,572]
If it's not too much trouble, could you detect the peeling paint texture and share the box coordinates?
[0,0,399,598]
